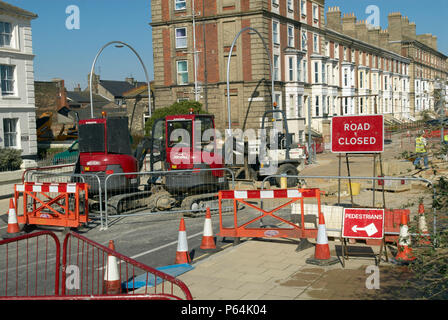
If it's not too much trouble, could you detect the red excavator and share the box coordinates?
[75,111,227,215]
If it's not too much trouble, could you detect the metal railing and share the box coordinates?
[102,167,236,230]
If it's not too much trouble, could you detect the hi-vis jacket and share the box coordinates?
[415,136,427,153]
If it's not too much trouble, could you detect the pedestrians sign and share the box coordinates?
[342,208,385,239]
[331,115,384,153]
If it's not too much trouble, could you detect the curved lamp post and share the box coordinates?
[226,27,274,131]
[89,40,152,119]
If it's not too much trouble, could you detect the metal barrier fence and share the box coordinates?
[102,168,236,230]
[22,172,105,230]
[261,174,439,245]
[0,231,61,298]
[0,231,192,300]
[22,162,77,183]
[62,231,193,300]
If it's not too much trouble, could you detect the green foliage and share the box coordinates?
[144,100,207,136]
[0,148,22,171]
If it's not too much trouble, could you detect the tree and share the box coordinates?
[144,100,208,135]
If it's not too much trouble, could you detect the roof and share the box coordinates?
[99,80,146,98]
[72,102,127,120]
[66,91,109,104]
[0,1,38,19]
[122,82,154,98]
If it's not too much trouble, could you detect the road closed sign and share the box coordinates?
[342,208,385,240]
[331,115,384,153]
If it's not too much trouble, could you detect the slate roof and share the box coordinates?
[66,91,109,104]
[0,1,38,19]
[99,80,146,98]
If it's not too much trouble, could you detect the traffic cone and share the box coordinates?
[306,212,338,266]
[417,202,431,246]
[394,212,416,264]
[2,198,24,239]
[103,240,121,295]
[175,218,191,264]
[200,208,216,250]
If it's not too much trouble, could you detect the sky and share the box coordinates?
[6,0,448,91]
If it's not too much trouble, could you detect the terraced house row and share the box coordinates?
[150,0,448,144]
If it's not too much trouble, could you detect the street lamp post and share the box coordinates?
[89,41,152,119]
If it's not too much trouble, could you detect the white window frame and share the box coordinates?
[287,25,294,47]
[313,34,318,53]
[175,27,187,49]
[297,57,302,82]
[3,118,18,148]
[0,65,15,96]
[0,22,13,48]
[174,0,187,11]
[312,4,318,22]
[176,60,188,85]
[303,59,307,83]
[314,62,319,83]
[287,0,293,11]
[273,54,280,81]
[272,20,280,45]
[300,0,307,17]
[301,31,307,51]
[288,56,294,81]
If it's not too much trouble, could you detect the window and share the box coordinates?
[273,54,279,81]
[297,57,302,82]
[334,43,339,59]
[303,59,307,82]
[297,95,303,117]
[359,71,364,89]
[344,98,348,114]
[373,74,377,90]
[287,0,293,11]
[384,76,388,91]
[344,69,348,87]
[343,47,347,61]
[3,118,18,148]
[0,22,12,47]
[272,20,279,45]
[322,63,326,84]
[0,65,14,96]
[177,60,188,85]
[288,94,295,118]
[325,42,329,57]
[287,25,294,47]
[314,62,319,83]
[301,31,307,51]
[288,57,294,81]
[313,34,318,53]
[313,5,318,21]
[272,0,279,6]
[174,0,186,10]
[300,0,306,16]
[360,98,364,114]
[175,28,187,48]
[315,96,319,116]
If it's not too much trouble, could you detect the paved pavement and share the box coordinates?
[177,237,403,300]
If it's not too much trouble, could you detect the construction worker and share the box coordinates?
[444,133,448,145]
[413,131,429,170]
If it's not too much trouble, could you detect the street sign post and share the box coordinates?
[342,208,385,239]
[340,208,388,267]
[331,115,384,153]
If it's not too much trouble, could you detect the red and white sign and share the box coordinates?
[342,208,385,239]
[331,115,384,153]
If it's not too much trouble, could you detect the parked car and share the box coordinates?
[52,140,79,164]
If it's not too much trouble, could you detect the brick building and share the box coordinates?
[150,0,448,141]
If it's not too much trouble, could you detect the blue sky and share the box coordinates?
[6,0,448,91]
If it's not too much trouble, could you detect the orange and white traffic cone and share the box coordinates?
[306,212,338,266]
[175,218,191,264]
[2,198,24,239]
[417,202,431,246]
[200,208,216,250]
[394,212,417,264]
[103,240,121,295]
